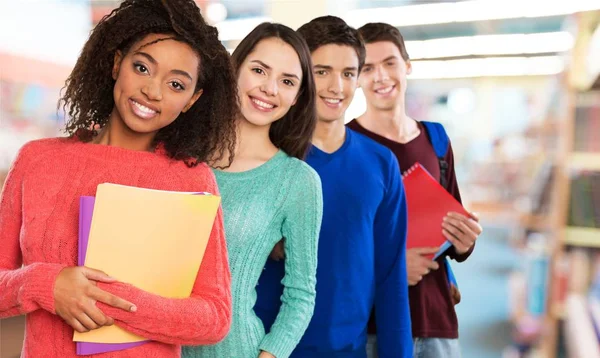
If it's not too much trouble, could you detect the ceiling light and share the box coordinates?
[344,0,600,28]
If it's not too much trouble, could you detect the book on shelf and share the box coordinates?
[564,249,600,357]
[568,172,600,229]
[574,93,600,152]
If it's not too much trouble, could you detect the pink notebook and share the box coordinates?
[77,196,148,355]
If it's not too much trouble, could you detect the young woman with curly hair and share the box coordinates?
[0,0,237,357]
[183,23,323,358]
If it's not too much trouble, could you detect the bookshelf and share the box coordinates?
[531,10,600,358]
[569,152,600,171]
[499,10,600,358]
[564,227,600,248]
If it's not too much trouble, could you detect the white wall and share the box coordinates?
[0,0,92,65]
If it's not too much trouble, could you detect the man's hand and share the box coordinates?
[449,284,461,305]
[442,211,483,255]
[259,351,276,358]
[269,239,285,261]
[407,247,440,286]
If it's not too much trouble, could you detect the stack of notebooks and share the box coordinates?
[75,183,221,355]
[402,163,469,260]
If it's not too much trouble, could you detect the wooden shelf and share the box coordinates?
[564,227,600,247]
[528,14,600,358]
[467,201,513,215]
[519,213,551,231]
[535,315,559,358]
[551,302,566,320]
[569,152,600,171]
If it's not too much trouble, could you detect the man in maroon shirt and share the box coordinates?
[346,23,483,357]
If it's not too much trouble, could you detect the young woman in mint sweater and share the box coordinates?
[183,23,323,358]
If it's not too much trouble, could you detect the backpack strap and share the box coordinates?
[421,121,450,190]
[420,121,457,288]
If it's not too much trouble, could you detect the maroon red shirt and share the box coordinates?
[347,119,474,339]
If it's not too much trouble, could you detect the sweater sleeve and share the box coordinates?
[97,180,232,346]
[374,154,412,358]
[443,144,475,263]
[0,143,66,319]
[258,165,323,358]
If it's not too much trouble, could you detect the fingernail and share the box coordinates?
[130,305,137,312]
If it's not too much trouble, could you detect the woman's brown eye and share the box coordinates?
[171,82,185,91]
[134,63,148,73]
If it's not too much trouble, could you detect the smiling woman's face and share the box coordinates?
[110,33,203,135]
[236,37,303,128]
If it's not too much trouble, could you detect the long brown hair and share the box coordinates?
[231,22,316,160]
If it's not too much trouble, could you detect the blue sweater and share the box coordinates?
[255,128,412,358]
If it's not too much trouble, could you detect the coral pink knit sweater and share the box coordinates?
[0,138,232,357]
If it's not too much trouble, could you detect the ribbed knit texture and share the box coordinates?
[255,129,412,358]
[183,150,323,358]
[0,137,232,358]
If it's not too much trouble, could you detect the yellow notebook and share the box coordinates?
[73,183,221,344]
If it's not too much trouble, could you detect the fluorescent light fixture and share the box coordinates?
[225,30,573,59]
[344,0,600,28]
[586,24,600,83]
[216,16,272,42]
[344,55,563,121]
[407,31,574,59]
[409,55,565,79]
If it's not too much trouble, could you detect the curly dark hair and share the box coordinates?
[231,23,317,160]
[358,22,410,62]
[59,0,238,167]
[297,16,365,72]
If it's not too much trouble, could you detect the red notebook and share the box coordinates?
[402,163,469,259]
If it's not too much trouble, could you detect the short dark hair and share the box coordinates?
[60,0,238,167]
[358,22,410,61]
[231,22,317,160]
[297,16,365,71]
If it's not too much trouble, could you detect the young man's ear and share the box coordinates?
[182,89,203,113]
[406,60,413,76]
[112,50,123,80]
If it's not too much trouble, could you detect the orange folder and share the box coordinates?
[402,163,469,259]
[73,183,221,344]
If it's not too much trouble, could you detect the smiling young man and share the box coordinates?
[254,16,412,358]
[347,23,483,358]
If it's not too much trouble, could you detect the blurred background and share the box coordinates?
[1,1,599,357]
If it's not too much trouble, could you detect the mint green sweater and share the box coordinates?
[183,150,323,358]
